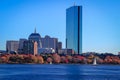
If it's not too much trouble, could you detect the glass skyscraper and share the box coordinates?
[66,5,82,54]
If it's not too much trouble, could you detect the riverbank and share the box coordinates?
[0,53,120,64]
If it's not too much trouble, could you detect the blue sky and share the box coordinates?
[0,0,120,54]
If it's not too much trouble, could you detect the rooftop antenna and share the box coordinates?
[74,2,76,6]
[34,27,36,33]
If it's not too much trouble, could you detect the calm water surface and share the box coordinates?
[0,64,120,80]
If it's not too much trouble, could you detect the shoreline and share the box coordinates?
[0,63,120,65]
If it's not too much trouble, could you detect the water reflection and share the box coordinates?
[63,64,84,80]
[62,64,120,80]
[0,64,120,80]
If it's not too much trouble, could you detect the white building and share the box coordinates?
[38,48,55,54]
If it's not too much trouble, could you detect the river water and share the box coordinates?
[0,64,120,80]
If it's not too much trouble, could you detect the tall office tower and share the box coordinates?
[41,35,58,53]
[18,38,27,53]
[19,39,27,49]
[66,5,82,54]
[23,40,38,55]
[23,40,33,54]
[6,40,19,53]
[28,28,42,48]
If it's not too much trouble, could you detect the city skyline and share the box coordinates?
[6,27,62,54]
[1,0,120,54]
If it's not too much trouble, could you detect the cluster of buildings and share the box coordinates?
[6,5,82,55]
[6,28,62,55]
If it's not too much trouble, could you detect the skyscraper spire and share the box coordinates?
[34,27,36,33]
[74,2,76,6]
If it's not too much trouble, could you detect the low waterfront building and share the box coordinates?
[38,48,55,54]
[58,49,75,55]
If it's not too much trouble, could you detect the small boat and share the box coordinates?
[93,57,97,65]
[50,62,52,64]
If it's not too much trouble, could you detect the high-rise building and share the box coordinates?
[28,28,42,48]
[23,40,38,55]
[18,38,27,53]
[66,5,82,54]
[41,35,58,52]
[19,39,27,49]
[23,40,34,54]
[6,40,19,53]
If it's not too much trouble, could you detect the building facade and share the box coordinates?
[57,42,62,50]
[41,35,58,53]
[18,38,27,53]
[6,40,19,53]
[66,5,82,54]
[28,28,42,48]
[23,40,34,54]
[23,40,38,55]
[38,48,55,54]
[19,39,27,49]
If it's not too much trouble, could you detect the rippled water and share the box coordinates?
[0,64,120,80]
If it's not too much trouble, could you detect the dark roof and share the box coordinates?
[28,33,41,40]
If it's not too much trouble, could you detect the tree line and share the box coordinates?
[0,53,120,64]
